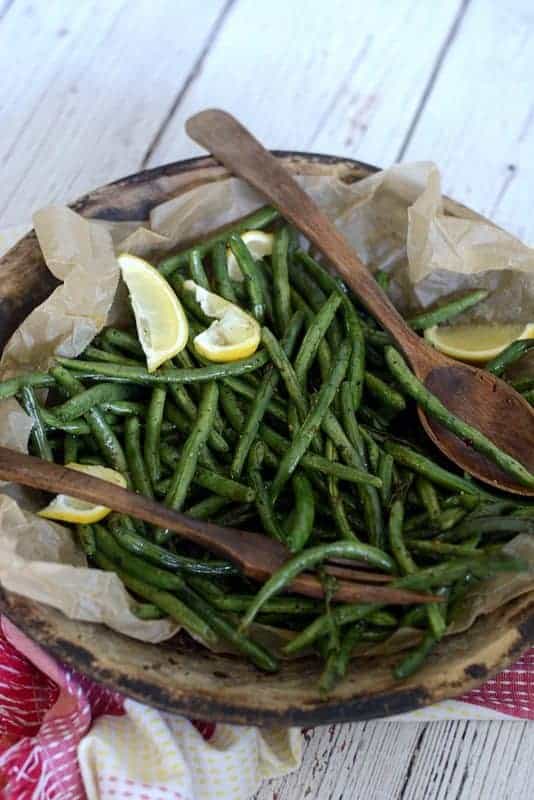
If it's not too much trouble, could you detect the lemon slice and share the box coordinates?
[38,464,127,524]
[117,253,188,372]
[226,231,273,281]
[184,280,260,362]
[425,322,534,363]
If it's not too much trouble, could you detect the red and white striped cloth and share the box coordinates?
[0,614,532,799]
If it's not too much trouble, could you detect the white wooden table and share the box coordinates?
[2,1,534,796]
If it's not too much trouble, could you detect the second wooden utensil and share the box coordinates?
[185,109,534,496]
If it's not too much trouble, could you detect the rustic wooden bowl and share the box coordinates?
[1,153,534,726]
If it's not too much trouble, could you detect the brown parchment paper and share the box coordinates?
[2,162,534,652]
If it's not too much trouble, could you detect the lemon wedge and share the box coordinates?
[117,253,188,372]
[226,230,273,281]
[425,322,534,363]
[184,280,260,362]
[38,464,127,524]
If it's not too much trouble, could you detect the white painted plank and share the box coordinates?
[0,0,228,226]
[147,0,464,169]
[403,0,534,243]
[255,721,426,800]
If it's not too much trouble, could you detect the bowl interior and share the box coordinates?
[1,152,533,726]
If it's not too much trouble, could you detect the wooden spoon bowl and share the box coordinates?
[1,153,534,725]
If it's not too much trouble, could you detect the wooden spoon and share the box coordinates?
[0,446,438,606]
[186,109,534,496]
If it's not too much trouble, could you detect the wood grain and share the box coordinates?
[146,0,465,168]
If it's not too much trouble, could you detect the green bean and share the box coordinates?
[219,383,246,432]
[292,249,354,356]
[158,205,279,276]
[158,466,255,503]
[215,505,256,528]
[39,407,91,435]
[50,367,128,474]
[284,603,383,654]
[343,302,366,412]
[322,413,384,547]
[228,234,266,322]
[212,240,237,303]
[261,326,307,419]
[248,442,285,542]
[184,495,230,520]
[160,444,254,502]
[359,426,380,473]
[83,345,142,366]
[378,452,394,505]
[223,376,287,422]
[338,381,366,461]
[164,400,229,456]
[407,289,489,331]
[409,540,483,558]
[294,293,342,385]
[286,473,315,552]
[0,371,55,400]
[325,438,359,542]
[393,631,437,679]
[486,339,534,375]
[101,328,144,356]
[177,581,279,672]
[144,387,166,485]
[384,442,488,496]
[20,386,53,461]
[401,606,428,629]
[76,524,96,557]
[108,514,238,576]
[57,352,270,385]
[385,347,534,489]
[288,288,332,380]
[124,417,153,498]
[160,436,218,474]
[64,434,79,464]
[290,252,343,348]
[364,372,406,414]
[188,576,319,615]
[511,376,534,393]
[415,477,441,523]
[109,402,148,418]
[393,554,524,592]
[51,383,134,421]
[405,507,467,538]
[375,270,390,292]
[440,515,534,542]
[241,541,395,629]
[260,423,381,486]
[389,499,416,575]
[272,226,292,334]
[132,603,165,620]
[163,381,219,516]
[388,499,445,638]
[78,455,106,466]
[319,623,366,694]
[231,313,304,478]
[97,524,188,592]
[93,544,218,646]
[189,249,210,289]
[270,339,351,501]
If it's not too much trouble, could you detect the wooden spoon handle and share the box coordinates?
[0,446,286,576]
[186,109,423,363]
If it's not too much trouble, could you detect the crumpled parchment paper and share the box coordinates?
[2,161,534,652]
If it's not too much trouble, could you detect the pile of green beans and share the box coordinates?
[3,205,531,693]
